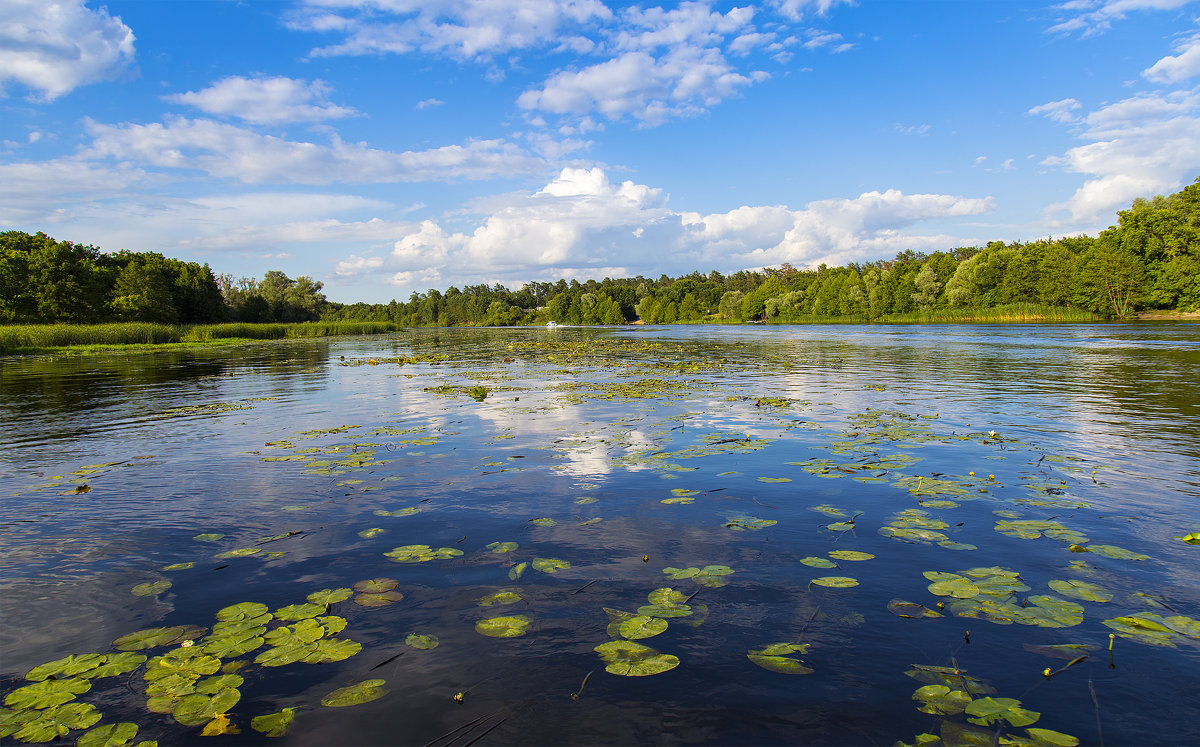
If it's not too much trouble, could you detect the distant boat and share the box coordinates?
[546,321,558,328]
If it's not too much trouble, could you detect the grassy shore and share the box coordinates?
[762,303,1101,324]
[0,321,400,355]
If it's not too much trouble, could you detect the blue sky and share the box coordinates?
[2,0,1199,304]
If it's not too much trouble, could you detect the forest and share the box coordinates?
[3,177,1197,328]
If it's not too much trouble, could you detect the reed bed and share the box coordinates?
[0,321,400,353]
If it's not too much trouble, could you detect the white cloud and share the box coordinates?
[1041,88,1200,225]
[0,0,135,101]
[518,47,768,125]
[83,116,546,184]
[415,98,445,110]
[1048,0,1198,36]
[612,3,756,52]
[772,0,856,21]
[1143,32,1200,82]
[334,166,993,294]
[1028,98,1082,123]
[165,76,359,124]
[0,157,152,225]
[293,0,612,60]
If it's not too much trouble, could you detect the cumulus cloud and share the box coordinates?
[1041,88,1200,225]
[0,0,135,101]
[518,46,768,125]
[1028,98,1082,123]
[83,116,546,184]
[334,166,993,294]
[292,0,612,59]
[165,76,359,124]
[772,0,856,21]
[1143,32,1200,83]
[1047,0,1197,36]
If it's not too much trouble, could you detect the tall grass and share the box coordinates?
[0,321,400,354]
[765,303,1099,325]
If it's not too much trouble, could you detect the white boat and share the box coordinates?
[546,321,558,327]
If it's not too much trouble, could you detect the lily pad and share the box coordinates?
[800,557,837,569]
[251,707,297,737]
[924,572,980,599]
[532,557,570,573]
[1047,579,1111,602]
[1174,532,1200,545]
[811,576,859,588]
[5,678,91,709]
[87,653,148,679]
[306,588,353,606]
[216,602,270,622]
[10,702,100,742]
[162,562,195,571]
[193,533,224,542]
[322,679,388,707]
[662,566,700,579]
[353,578,397,593]
[695,565,734,587]
[964,696,1040,727]
[724,516,777,531]
[529,517,557,527]
[214,547,261,559]
[485,541,519,553]
[172,687,240,726]
[76,722,140,747]
[478,590,523,606]
[405,633,439,650]
[25,653,105,681]
[304,638,361,664]
[475,615,532,638]
[618,616,668,640]
[747,643,812,674]
[594,640,679,677]
[828,550,874,561]
[912,685,971,715]
[357,528,385,539]
[275,603,327,621]
[1083,544,1150,561]
[508,562,528,581]
[354,591,404,607]
[131,580,172,597]
[887,599,942,619]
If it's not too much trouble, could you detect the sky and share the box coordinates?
[2,0,1199,304]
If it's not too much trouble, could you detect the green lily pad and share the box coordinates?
[321,680,387,707]
[594,640,680,677]
[828,550,874,561]
[130,580,172,597]
[964,696,1040,727]
[662,566,700,579]
[144,649,220,682]
[475,615,532,638]
[647,588,689,606]
[478,590,523,606]
[216,602,270,622]
[924,572,980,599]
[811,576,858,588]
[485,541,519,553]
[201,631,265,659]
[1047,579,1111,602]
[11,702,100,742]
[1025,727,1081,746]
[724,516,777,530]
[354,591,404,607]
[25,654,105,681]
[193,533,224,542]
[255,640,318,667]
[405,633,439,650]
[88,653,148,679]
[172,687,240,726]
[1083,544,1150,561]
[618,616,668,640]
[304,638,362,664]
[214,547,261,559]
[307,588,353,606]
[357,527,385,539]
[274,603,327,621]
[905,664,996,696]
[532,557,570,573]
[801,557,837,568]
[508,562,528,581]
[5,678,91,709]
[1174,532,1200,545]
[757,477,792,483]
[529,517,557,527]
[353,578,397,593]
[912,685,971,715]
[162,562,195,571]
[695,565,734,587]
[747,643,812,674]
[76,722,140,747]
[251,707,297,737]
[1103,613,1184,646]
[887,599,942,619]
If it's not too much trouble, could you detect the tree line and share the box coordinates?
[4,177,1196,327]
[0,232,327,325]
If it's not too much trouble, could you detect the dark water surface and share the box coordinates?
[1,324,1199,746]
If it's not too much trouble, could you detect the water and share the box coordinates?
[1,324,1198,745]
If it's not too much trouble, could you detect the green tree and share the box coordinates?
[110,257,178,323]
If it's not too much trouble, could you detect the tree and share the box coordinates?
[110,257,177,323]
[911,264,941,312]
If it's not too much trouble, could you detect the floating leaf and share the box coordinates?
[924,572,980,599]
[172,687,240,726]
[475,615,532,638]
[800,557,837,569]
[756,477,792,483]
[5,678,91,709]
[76,722,139,747]
[508,562,528,581]
[594,641,679,677]
[1022,643,1095,660]
[405,634,439,650]
[357,528,385,539]
[201,631,264,659]
[485,542,518,553]
[1103,613,1188,646]
[11,702,100,742]
[214,548,261,559]
[275,603,327,621]
[912,685,971,715]
[384,545,463,563]
[200,713,239,736]
[322,679,388,708]
[811,576,858,588]
[1025,727,1081,746]
[618,616,668,640]
[162,562,195,571]
[747,643,812,674]
[193,534,224,542]
[887,599,942,619]
[353,578,397,593]
[1047,579,1111,603]
[695,565,735,587]
[354,590,404,607]
[1084,544,1150,561]
[304,638,361,664]
[478,590,523,606]
[307,588,353,606]
[662,567,699,579]
[531,557,570,573]
[724,516,777,530]
[828,550,874,561]
[905,664,995,696]
[88,653,148,679]
[25,653,105,681]
[216,602,270,622]
[131,580,172,597]
[964,696,1040,727]
[529,518,557,527]
[1174,532,1200,545]
[251,707,297,737]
